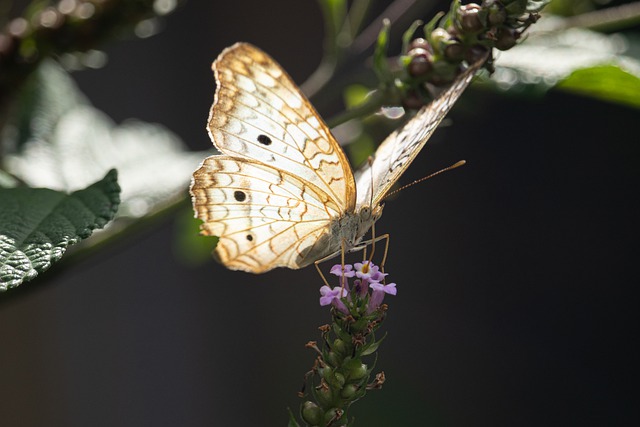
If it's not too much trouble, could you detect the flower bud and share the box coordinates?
[326,351,341,367]
[333,338,347,355]
[488,5,507,26]
[444,42,464,62]
[341,384,360,399]
[458,4,484,34]
[316,385,333,406]
[349,363,368,380]
[409,37,431,52]
[324,408,342,423]
[301,401,323,426]
[408,54,432,77]
[495,28,518,51]
[429,28,451,55]
[335,372,346,387]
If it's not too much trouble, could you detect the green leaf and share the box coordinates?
[556,65,640,108]
[173,206,219,266]
[490,22,640,106]
[3,60,209,219]
[0,170,120,291]
[361,332,387,356]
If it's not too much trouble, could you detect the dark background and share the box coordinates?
[1,1,638,426]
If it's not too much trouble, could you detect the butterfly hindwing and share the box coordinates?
[191,156,342,272]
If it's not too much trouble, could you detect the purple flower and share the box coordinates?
[370,282,397,296]
[330,264,355,278]
[319,285,349,314]
[353,279,369,297]
[368,282,397,313]
[354,261,381,282]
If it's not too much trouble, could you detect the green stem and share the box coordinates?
[326,89,387,128]
[554,2,640,32]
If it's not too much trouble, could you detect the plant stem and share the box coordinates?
[326,88,387,128]
[554,1,640,32]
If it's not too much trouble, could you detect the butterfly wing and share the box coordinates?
[191,156,343,272]
[210,42,356,210]
[192,43,355,272]
[355,58,486,207]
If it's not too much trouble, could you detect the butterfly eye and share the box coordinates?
[234,190,247,202]
[257,134,272,146]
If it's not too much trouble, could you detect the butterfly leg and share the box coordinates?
[314,239,348,289]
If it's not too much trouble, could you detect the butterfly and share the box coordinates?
[190,42,484,273]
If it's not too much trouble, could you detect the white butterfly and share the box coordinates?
[190,43,483,273]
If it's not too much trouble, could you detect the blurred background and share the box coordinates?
[0,0,638,426]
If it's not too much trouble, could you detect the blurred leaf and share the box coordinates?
[0,169,120,291]
[2,61,88,151]
[173,206,218,266]
[0,170,18,188]
[557,65,640,108]
[3,60,210,218]
[490,19,640,105]
[343,84,371,108]
[347,134,375,168]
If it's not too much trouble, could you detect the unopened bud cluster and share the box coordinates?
[401,0,547,109]
[0,0,164,104]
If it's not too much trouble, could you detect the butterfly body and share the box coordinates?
[191,43,484,273]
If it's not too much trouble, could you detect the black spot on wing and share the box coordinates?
[257,134,272,145]
[234,191,246,202]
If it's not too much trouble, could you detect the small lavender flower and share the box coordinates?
[353,278,369,297]
[354,261,382,282]
[368,282,397,313]
[330,263,356,278]
[319,285,350,314]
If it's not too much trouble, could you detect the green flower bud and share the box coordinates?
[316,385,333,406]
[334,372,346,387]
[326,351,341,367]
[349,363,368,380]
[341,384,360,399]
[301,401,323,426]
[320,366,334,381]
[429,28,451,55]
[324,408,342,424]
[333,338,347,355]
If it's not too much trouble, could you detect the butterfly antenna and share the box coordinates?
[383,160,466,201]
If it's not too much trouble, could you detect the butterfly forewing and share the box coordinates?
[191,156,342,272]
[355,57,487,207]
[210,43,356,210]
